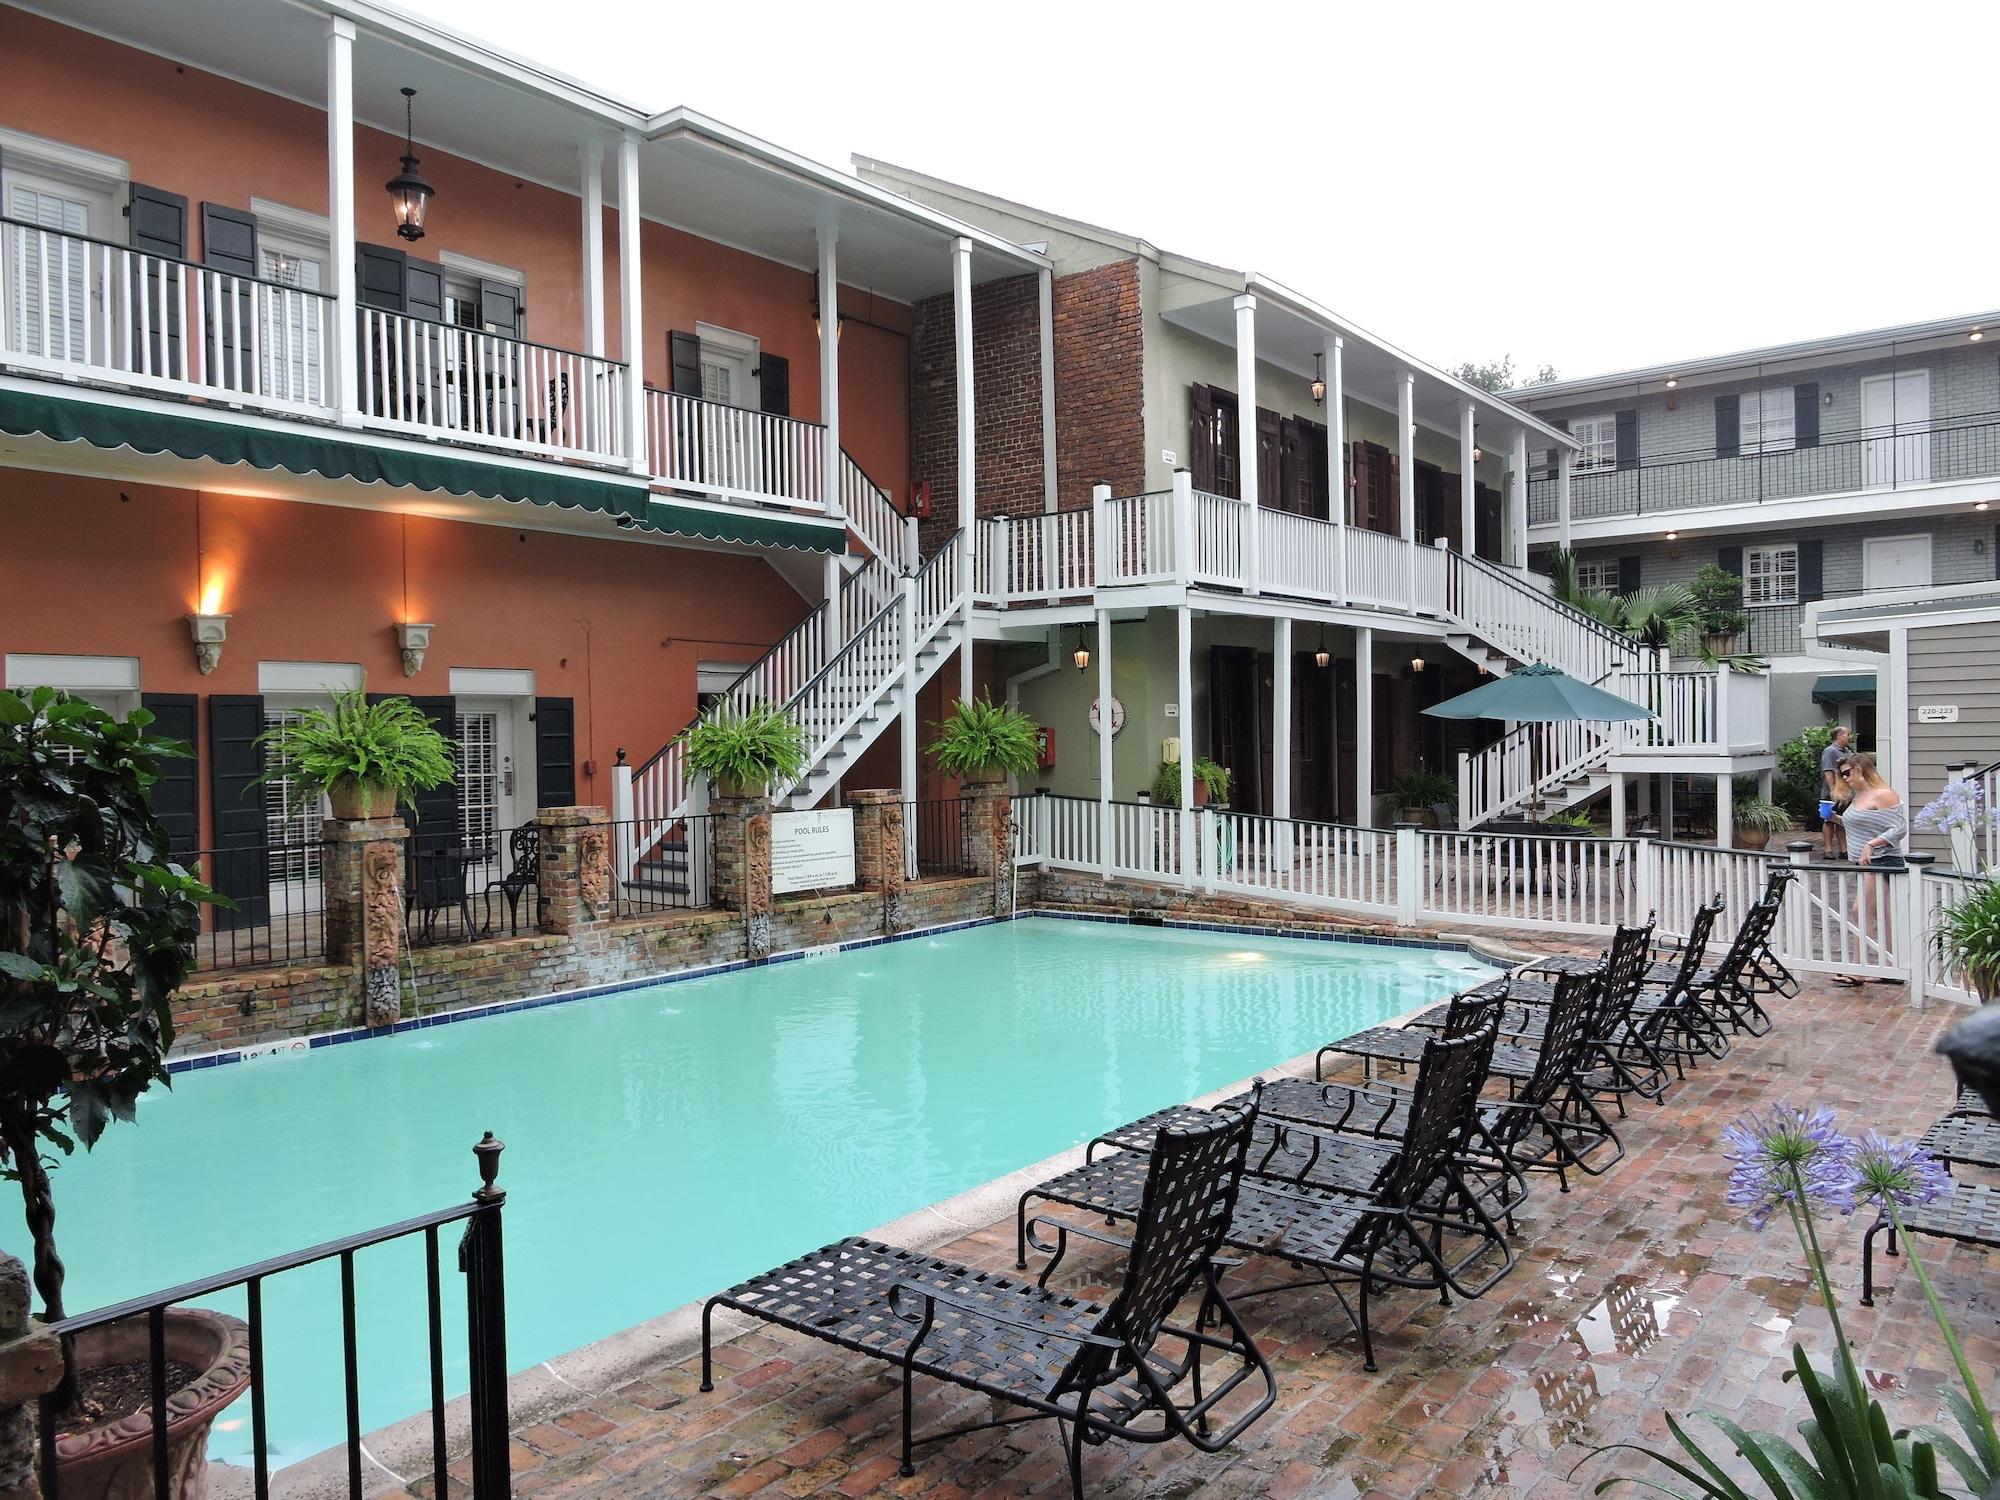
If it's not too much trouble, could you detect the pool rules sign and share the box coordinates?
[770,808,857,894]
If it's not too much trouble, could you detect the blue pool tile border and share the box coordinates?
[166,906,1491,1075]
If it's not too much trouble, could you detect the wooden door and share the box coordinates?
[1291,653,1336,822]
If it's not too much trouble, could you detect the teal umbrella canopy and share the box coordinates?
[1421,662,1652,723]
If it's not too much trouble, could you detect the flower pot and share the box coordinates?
[1193,780,1210,809]
[1733,824,1771,851]
[56,1308,252,1500]
[712,774,764,801]
[1700,630,1740,657]
[962,764,1007,788]
[1402,806,1433,828]
[326,776,397,821]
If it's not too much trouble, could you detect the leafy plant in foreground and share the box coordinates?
[929,697,1041,780]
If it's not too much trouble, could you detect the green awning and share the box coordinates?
[0,387,843,554]
[1811,673,1877,706]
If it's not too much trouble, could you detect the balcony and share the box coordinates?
[1527,411,2000,526]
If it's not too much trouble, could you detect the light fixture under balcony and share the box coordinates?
[1665,530,1679,541]
[1410,655,1425,674]
[396,621,434,677]
[186,613,230,676]
[1070,624,1090,673]
[1314,623,1330,669]
[385,87,435,243]
[1471,445,1482,463]
[1973,328,1986,343]
[1665,376,1679,389]
[1978,501,1991,512]
[1309,353,1326,407]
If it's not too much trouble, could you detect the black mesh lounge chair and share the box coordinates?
[1861,1181,2000,1307]
[1918,1112,2000,1172]
[1022,1022,1511,1373]
[1682,897,1785,1037]
[701,1106,1276,1497]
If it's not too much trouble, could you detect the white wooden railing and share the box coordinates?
[1420,830,1643,933]
[1185,490,1247,586]
[785,597,905,794]
[1441,549,1640,685]
[644,387,824,508]
[915,529,962,643]
[976,510,1094,604]
[1256,509,1342,599]
[1344,527,1415,611]
[2,219,333,415]
[1099,490,1177,584]
[1457,715,1621,831]
[838,453,906,569]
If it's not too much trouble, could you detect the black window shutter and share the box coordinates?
[355,243,407,311]
[1255,407,1282,509]
[1797,538,1824,603]
[405,257,446,324]
[1617,555,1641,597]
[1717,545,1744,579]
[140,693,200,857]
[128,183,188,375]
[207,695,269,929]
[1614,409,1639,471]
[534,697,576,807]
[1794,383,1820,449]
[757,352,790,417]
[1189,385,1216,494]
[1714,395,1741,459]
[475,278,522,337]
[669,330,702,396]
[128,183,187,257]
[1306,417,1331,519]
[403,696,459,834]
[200,204,259,392]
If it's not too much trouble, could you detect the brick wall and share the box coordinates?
[1053,259,1146,508]
[1025,866,1418,941]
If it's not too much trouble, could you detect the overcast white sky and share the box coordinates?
[405,0,1996,381]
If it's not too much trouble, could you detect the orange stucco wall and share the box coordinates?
[0,474,813,841]
[0,10,911,499]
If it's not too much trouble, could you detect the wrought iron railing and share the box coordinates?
[403,823,539,947]
[186,838,330,972]
[37,1136,511,1500]
[610,814,715,915]
[907,797,975,876]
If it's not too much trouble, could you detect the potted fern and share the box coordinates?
[1150,757,1231,808]
[1731,796,1798,852]
[253,685,456,821]
[1935,879,2000,1003]
[681,702,808,800]
[929,697,1040,786]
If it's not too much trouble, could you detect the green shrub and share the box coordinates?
[1732,797,1798,835]
[1151,757,1232,808]
[1935,880,2000,998]
[1775,724,1838,823]
[1388,769,1457,808]
[252,684,456,817]
[1688,562,1750,639]
[1195,758,1231,804]
[928,697,1040,780]
[681,702,809,796]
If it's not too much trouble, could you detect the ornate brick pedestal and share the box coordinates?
[713,795,773,957]
[536,806,613,935]
[322,816,410,1028]
[966,783,1014,914]
[848,789,908,932]
[0,1252,60,1500]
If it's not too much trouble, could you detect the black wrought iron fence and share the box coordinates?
[37,1135,511,1500]
[185,839,329,972]
[908,797,976,877]
[610,814,715,915]
[403,822,540,946]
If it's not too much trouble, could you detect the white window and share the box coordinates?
[258,233,325,405]
[695,321,759,410]
[1569,414,1617,472]
[1576,558,1620,593]
[456,709,500,852]
[1740,387,1795,454]
[0,132,122,366]
[261,705,326,883]
[1744,543,1799,607]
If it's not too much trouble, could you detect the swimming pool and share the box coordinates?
[61,917,1493,1464]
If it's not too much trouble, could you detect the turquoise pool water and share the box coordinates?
[60,918,1492,1466]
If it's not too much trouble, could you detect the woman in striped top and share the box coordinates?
[1833,752,1907,988]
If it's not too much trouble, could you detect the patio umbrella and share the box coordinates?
[1421,662,1652,822]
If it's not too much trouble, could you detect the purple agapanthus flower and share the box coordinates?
[1851,1131,1953,1213]
[1722,1104,1858,1229]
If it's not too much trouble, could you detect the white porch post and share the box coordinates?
[325,18,358,423]
[1716,774,1734,849]
[1509,431,1529,568]
[1178,605,1195,882]
[1326,334,1346,602]
[1610,771,1627,839]
[1273,616,1293,822]
[1355,625,1375,824]
[1097,607,1114,878]
[1398,374,1417,603]
[1557,446,1574,550]
[1234,294,1260,594]
[1038,267,1058,514]
[1757,766,1774,801]
[1884,625,1912,787]
[818,224,844,647]
[1459,399,1477,554]
[900,572,919,805]
[580,140,605,358]
[616,134,646,478]
[953,236,976,703]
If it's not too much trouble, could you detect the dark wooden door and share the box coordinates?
[1291,653,1336,822]
[1208,645,1264,814]
[1334,657,1358,823]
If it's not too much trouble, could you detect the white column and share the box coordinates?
[1459,399,1477,554]
[325,18,358,423]
[616,134,646,478]
[900,572,919,821]
[1398,374,1417,606]
[1177,605,1195,883]
[1273,616,1293,822]
[1716,774,1734,849]
[1171,469,1194,587]
[1885,625,1912,787]
[1234,294,1260,594]
[1758,767,1774,801]
[580,140,605,358]
[1509,431,1529,568]
[1096,607,1114,878]
[1038,267,1058,514]
[953,237,976,703]
[1557,446,1574,550]
[1355,625,1374,824]
[1327,335,1347,602]
[1610,771,1627,839]
[818,224,844,645]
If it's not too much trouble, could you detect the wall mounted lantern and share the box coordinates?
[186,613,230,675]
[396,621,434,677]
[386,88,435,242]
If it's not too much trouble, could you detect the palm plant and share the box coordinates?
[1618,583,1700,651]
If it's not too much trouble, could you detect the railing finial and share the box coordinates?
[473,1132,506,1203]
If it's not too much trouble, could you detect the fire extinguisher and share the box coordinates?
[908,479,932,519]
[1036,725,1056,769]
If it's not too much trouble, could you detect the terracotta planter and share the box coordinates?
[961,764,1007,788]
[1402,806,1434,828]
[713,773,764,801]
[1192,779,1210,809]
[1700,630,1741,657]
[1966,965,2000,1005]
[326,776,397,821]
[1733,825,1771,851]
[56,1308,252,1500]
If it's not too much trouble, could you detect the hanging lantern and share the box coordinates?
[1071,625,1090,672]
[1309,352,1326,406]
[386,87,435,243]
[1314,623,1330,669]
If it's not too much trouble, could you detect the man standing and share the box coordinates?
[1820,724,1853,858]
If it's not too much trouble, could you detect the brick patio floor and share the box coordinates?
[466,971,1999,1500]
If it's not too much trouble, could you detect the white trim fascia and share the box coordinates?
[1529,473,2000,546]
[5,653,140,692]
[850,155,1161,264]
[0,124,128,196]
[258,660,365,693]
[1810,580,2000,640]
[437,248,526,287]
[249,196,332,242]
[447,667,535,696]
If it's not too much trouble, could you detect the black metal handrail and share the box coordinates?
[39,1135,509,1500]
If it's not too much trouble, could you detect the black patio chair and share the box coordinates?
[404,838,475,944]
[1918,1112,2000,1172]
[1023,1021,1512,1373]
[481,823,541,934]
[701,1106,1275,1498]
[1862,1181,2000,1307]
